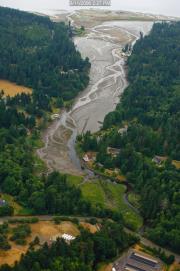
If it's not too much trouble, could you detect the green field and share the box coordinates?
[81,181,106,208]
[1,194,33,216]
[73,179,143,231]
[128,193,141,210]
[66,174,83,186]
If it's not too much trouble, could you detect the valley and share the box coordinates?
[37,12,153,175]
[0,6,179,271]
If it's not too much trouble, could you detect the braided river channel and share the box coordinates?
[38,17,153,175]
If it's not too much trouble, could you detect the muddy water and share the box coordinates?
[38,19,153,175]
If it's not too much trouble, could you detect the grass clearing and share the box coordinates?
[0,194,33,216]
[169,262,180,271]
[97,263,113,271]
[128,193,141,210]
[30,221,80,242]
[172,160,180,169]
[0,220,80,266]
[80,180,143,231]
[0,242,29,266]
[80,222,99,234]
[66,174,84,186]
[0,80,32,97]
[81,181,106,208]
[106,183,143,231]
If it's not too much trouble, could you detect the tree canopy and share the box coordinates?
[80,22,180,252]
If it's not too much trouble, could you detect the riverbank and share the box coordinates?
[37,111,83,176]
[37,12,153,175]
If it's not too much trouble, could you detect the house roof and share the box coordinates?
[107,147,121,156]
[0,199,6,206]
[113,249,162,271]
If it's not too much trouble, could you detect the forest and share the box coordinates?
[0,7,94,218]
[79,22,180,252]
[0,220,138,271]
[0,7,90,102]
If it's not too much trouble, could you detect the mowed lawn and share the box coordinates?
[0,80,32,97]
[81,181,106,208]
[80,180,143,231]
[172,160,180,169]
[66,174,84,186]
[1,194,33,216]
[98,263,113,271]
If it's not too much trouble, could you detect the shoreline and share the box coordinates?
[37,14,153,175]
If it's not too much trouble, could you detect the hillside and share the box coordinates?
[79,22,180,252]
[0,7,90,101]
[0,7,91,217]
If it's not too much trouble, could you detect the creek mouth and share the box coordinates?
[37,18,153,175]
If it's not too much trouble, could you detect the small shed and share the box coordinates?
[62,233,76,241]
[51,114,60,120]
[0,199,6,207]
[152,156,167,165]
[107,147,121,158]
[83,154,90,162]
[118,125,128,135]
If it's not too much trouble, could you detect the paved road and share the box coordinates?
[124,228,180,263]
[0,215,101,223]
[0,214,179,262]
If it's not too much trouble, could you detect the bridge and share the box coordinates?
[69,0,111,6]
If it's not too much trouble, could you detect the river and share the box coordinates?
[37,14,153,175]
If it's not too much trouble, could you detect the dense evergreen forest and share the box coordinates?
[0,7,91,217]
[0,7,90,101]
[0,7,124,223]
[0,91,121,219]
[0,220,138,271]
[80,22,180,252]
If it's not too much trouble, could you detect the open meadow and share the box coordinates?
[0,219,98,266]
[0,80,32,97]
[68,176,143,231]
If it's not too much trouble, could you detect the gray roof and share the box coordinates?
[0,199,6,206]
[113,250,162,271]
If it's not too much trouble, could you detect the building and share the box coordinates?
[51,114,60,120]
[83,154,90,163]
[62,234,76,242]
[83,152,96,163]
[152,156,167,165]
[113,249,163,271]
[0,199,6,207]
[107,147,121,158]
[118,125,128,135]
[51,233,76,243]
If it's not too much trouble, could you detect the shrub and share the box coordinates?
[0,234,11,250]
[53,216,62,224]
[10,224,31,245]
[0,205,14,217]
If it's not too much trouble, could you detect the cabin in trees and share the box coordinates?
[83,152,96,163]
[118,125,128,135]
[152,156,167,165]
[0,199,6,207]
[51,114,60,120]
[113,249,163,271]
[51,233,76,244]
[107,147,121,158]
